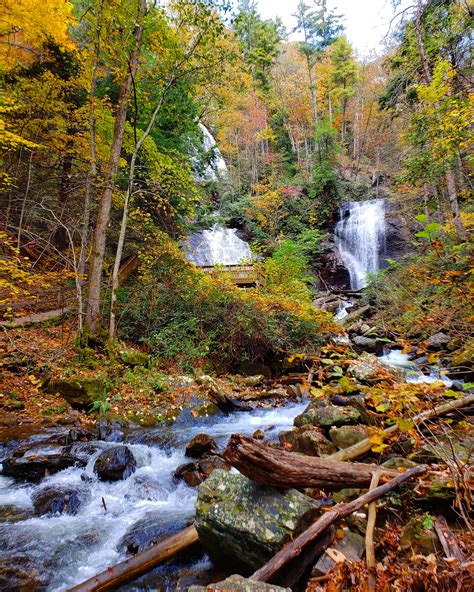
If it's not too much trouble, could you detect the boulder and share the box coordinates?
[46,376,107,410]
[185,434,217,458]
[195,469,320,571]
[188,575,290,592]
[348,352,405,383]
[352,335,378,353]
[93,445,137,481]
[399,516,441,555]
[32,485,89,516]
[279,427,337,456]
[329,425,368,449]
[118,349,149,367]
[252,429,265,440]
[0,557,43,592]
[1,444,85,482]
[312,530,365,576]
[426,332,450,351]
[117,510,186,554]
[294,402,360,428]
[174,455,230,487]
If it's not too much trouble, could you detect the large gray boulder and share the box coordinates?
[93,445,137,481]
[294,402,360,428]
[188,575,290,591]
[195,470,320,571]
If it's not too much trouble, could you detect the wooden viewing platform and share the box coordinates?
[198,264,259,286]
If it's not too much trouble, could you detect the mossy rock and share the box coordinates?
[329,425,368,449]
[410,441,470,464]
[399,516,441,555]
[118,349,149,367]
[332,488,365,503]
[381,457,419,470]
[294,402,360,428]
[46,376,107,410]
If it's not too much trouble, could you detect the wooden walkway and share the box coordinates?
[199,264,259,286]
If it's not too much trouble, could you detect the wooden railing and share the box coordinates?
[198,264,259,286]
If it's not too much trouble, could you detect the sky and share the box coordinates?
[255,0,411,58]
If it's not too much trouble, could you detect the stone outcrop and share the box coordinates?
[195,469,320,571]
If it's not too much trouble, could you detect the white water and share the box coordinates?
[0,402,306,591]
[335,199,386,290]
[184,225,253,266]
[194,123,227,182]
[378,349,453,386]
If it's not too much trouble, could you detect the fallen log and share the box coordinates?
[67,524,199,592]
[328,393,474,462]
[223,434,395,490]
[250,465,427,583]
[340,304,370,325]
[434,515,466,564]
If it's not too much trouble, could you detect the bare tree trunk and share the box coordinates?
[445,167,466,240]
[17,150,34,250]
[85,0,147,334]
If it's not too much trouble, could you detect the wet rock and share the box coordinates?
[279,427,337,456]
[352,335,378,353]
[45,376,107,410]
[348,352,405,383]
[93,445,137,481]
[312,530,365,576]
[185,434,217,458]
[174,455,230,487]
[252,429,265,440]
[98,418,123,442]
[188,575,291,591]
[426,332,450,351]
[329,425,368,449]
[294,401,360,428]
[118,349,149,367]
[1,444,86,482]
[195,469,320,571]
[117,510,186,554]
[0,505,34,523]
[32,485,89,516]
[0,556,43,591]
[399,516,441,555]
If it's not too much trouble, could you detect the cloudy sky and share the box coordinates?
[255,0,411,58]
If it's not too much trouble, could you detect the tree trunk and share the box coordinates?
[222,434,395,490]
[445,167,466,241]
[84,0,147,334]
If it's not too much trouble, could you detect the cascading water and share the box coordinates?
[0,402,307,591]
[334,198,387,290]
[193,123,227,182]
[184,225,253,266]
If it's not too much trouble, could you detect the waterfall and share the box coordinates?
[334,198,386,290]
[194,123,227,182]
[184,225,253,266]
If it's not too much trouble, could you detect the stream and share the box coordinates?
[0,402,307,591]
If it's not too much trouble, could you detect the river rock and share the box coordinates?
[399,516,441,555]
[117,510,186,554]
[188,575,291,592]
[185,434,217,458]
[93,445,137,481]
[1,444,86,482]
[312,530,365,576]
[294,401,360,428]
[174,455,230,487]
[348,352,405,383]
[381,457,418,470]
[329,425,368,449]
[409,441,470,464]
[45,376,107,410]
[426,332,451,351]
[352,335,378,353]
[32,485,89,516]
[279,427,337,456]
[195,469,320,571]
[0,556,43,592]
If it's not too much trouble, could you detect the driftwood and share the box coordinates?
[67,525,199,592]
[328,394,474,462]
[250,465,427,583]
[366,469,382,591]
[434,515,466,564]
[223,434,395,490]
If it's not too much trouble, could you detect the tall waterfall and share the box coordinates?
[196,123,227,182]
[334,198,386,290]
[184,225,253,266]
